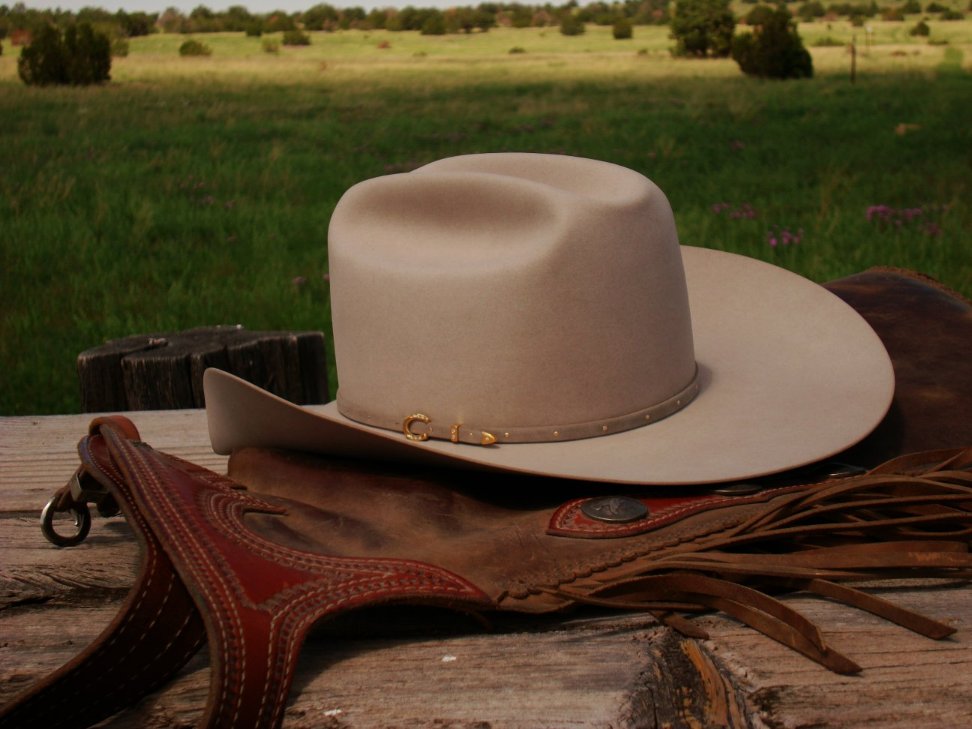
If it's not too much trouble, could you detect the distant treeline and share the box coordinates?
[0,0,964,41]
[1,1,669,40]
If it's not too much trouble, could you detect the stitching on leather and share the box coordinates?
[107,606,199,702]
[14,551,165,724]
[503,500,781,601]
[106,436,486,729]
[109,435,248,729]
[101,432,495,729]
[10,443,170,726]
[548,486,799,538]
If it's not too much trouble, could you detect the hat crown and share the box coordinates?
[328,153,696,442]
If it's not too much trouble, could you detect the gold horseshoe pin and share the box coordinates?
[402,413,431,441]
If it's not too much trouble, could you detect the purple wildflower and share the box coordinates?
[729,203,757,220]
[712,202,758,219]
[767,226,803,248]
[866,204,935,232]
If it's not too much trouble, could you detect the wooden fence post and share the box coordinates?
[77,326,328,412]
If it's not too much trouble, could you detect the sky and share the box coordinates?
[19,0,464,13]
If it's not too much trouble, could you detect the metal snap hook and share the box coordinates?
[40,497,92,548]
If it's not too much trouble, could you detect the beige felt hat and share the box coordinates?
[204,153,894,485]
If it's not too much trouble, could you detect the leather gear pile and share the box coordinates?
[2,269,971,729]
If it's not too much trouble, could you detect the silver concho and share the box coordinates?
[580,496,649,523]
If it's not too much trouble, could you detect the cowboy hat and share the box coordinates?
[204,153,893,485]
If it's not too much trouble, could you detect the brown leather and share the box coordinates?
[3,269,972,729]
[829,268,972,463]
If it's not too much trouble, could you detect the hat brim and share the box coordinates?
[204,246,894,485]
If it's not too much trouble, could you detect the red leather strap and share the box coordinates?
[97,425,491,729]
[4,417,492,729]
[0,422,205,729]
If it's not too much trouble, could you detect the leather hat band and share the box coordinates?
[337,365,701,447]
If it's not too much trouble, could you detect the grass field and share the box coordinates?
[1,23,970,415]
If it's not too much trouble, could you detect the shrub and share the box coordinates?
[245,22,263,37]
[910,19,930,34]
[731,6,813,79]
[18,23,111,86]
[670,0,735,57]
[901,0,922,12]
[925,1,948,9]
[559,13,586,35]
[941,8,964,18]
[262,38,280,54]
[282,29,311,45]
[613,18,633,38]
[111,37,129,57]
[179,39,212,56]
[508,45,527,53]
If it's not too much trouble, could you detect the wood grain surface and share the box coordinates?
[2,411,970,728]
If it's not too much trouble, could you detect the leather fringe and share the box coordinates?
[547,447,972,674]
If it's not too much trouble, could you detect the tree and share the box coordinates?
[796,1,825,20]
[302,3,338,30]
[157,6,188,33]
[420,9,446,34]
[223,5,254,31]
[18,22,110,86]
[264,11,296,32]
[339,6,366,29]
[731,6,813,78]
[744,4,776,24]
[115,10,157,37]
[670,0,735,57]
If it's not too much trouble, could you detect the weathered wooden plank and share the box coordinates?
[3,585,968,729]
[0,594,751,729]
[0,514,136,608]
[703,586,972,729]
[0,410,230,512]
[2,411,972,728]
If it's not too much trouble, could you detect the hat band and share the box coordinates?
[337,366,700,447]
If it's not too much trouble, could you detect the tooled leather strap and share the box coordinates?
[0,417,206,729]
[3,416,491,729]
[106,425,491,729]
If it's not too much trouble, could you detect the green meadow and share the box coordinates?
[1,23,970,415]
